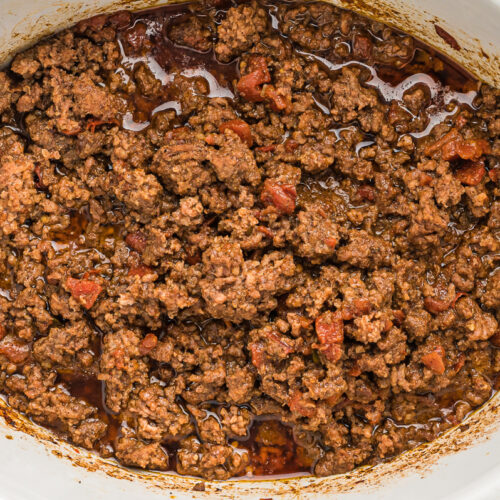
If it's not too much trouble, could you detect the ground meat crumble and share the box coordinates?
[0,0,498,481]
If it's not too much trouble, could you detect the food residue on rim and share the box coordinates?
[434,24,461,51]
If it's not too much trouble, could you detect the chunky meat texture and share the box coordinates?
[215,2,268,62]
[0,0,498,483]
[199,238,300,322]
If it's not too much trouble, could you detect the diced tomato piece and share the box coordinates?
[357,184,375,201]
[219,119,253,147]
[139,333,158,355]
[314,311,344,363]
[455,160,486,186]
[128,264,153,277]
[447,138,490,161]
[289,390,316,417]
[441,139,462,161]
[315,312,344,345]
[0,339,30,364]
[238,72,265,101]
[249,342,265,369]
[324,237,337,249]
[66,277,102,309]
[425,128,461,157]
[236,56,271,102]
[419,172,433,186]
[421,346,446,375]
[125,231,147,253]
[425,128,491,161]
[260,179,297,215]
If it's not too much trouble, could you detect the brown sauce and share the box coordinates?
[59,367,313,476]
[113,3,239,130]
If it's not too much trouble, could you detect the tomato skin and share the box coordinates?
[260,180,297,215]
[139,333,158,355]
[424,296,450,314]
[424,293,466,314]
[255,144,276,152]
[421,346,446,375]
[236,56,271,102]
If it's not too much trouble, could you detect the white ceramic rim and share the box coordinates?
[0,0,498,498]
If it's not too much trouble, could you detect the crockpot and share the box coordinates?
[0,0,499,498]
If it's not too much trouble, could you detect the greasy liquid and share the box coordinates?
[5,0,494,480]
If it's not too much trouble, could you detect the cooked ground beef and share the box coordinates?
[0,0,498,481]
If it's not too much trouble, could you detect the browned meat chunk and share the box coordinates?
[0,0,498,483]
[215,3,268,62]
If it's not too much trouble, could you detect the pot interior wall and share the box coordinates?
[0,0,499,85]
[0,0,499,499]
